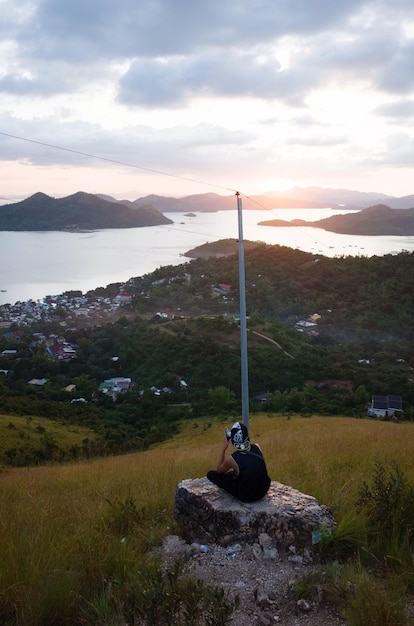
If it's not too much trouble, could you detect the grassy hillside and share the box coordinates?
[0,413,99,466]
[158,414,414,515]
[1,414,414,624]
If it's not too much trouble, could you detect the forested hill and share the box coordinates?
[0,191,172,230]
[314,205,414,234]
[258,204,414,235]
[134,241,414,343]
[184,238,261,259]
[1,242,414,464]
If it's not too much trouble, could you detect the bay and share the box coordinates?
[1,207,414,306]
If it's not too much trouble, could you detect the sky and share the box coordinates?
[1,0,414,201]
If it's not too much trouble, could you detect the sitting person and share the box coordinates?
[207,421,271,502]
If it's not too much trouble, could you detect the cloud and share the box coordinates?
[0,69,82,97]
[1,0,414,197]
[0,114,252,170]
[287,134,347,147]
[375,99,414,121]
[18,0,366,61]
[374,133,414,166]
[377,40,414,94]
[2,0,414,106]
[117,51,320,107]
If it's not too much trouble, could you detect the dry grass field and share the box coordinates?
[1,413,414,625]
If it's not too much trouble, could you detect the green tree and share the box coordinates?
[207,386,236,414]
[354,384,370,410]
[269,389,287,412]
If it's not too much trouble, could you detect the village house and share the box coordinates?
[47,340,77,360]
[28,378,48,386]
[252,391,271,404]
[295,312,322,333]
[295,320,317,331]
[0,283,136,331]
[114,290,133,304]
[368,395,402,418]
[211,283,231,299]
[98,377,132,400]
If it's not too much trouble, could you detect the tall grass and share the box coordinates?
[0,413,97,465]
[179,415,414,516]
[1,414,414,624]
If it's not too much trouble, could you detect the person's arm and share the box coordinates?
[216,434,239,474]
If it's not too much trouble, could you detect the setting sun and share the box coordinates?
[263,178,294,193]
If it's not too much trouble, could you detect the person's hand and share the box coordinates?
[222,433,230,450]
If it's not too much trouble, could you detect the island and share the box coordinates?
[184,238,261,259]
[258,205,414,236]
[0,192,172,231]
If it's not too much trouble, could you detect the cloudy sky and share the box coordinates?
[1,0,414,200]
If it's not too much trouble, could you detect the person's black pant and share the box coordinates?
[207,470,270,502]
[207,470,239,499]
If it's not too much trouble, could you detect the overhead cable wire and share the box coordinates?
[0,130,340,254]
[0,130,380,310]
[240,191,338,253]
[0,131,239,195]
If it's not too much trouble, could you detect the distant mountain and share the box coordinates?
[0,192,172,231]
[126,187,414,212]
[258,204,414,235]
[262,186,393,209]
[77,187,414,213]
[379,195,414,210]
[4,188,413,231]
[131,191,338,211]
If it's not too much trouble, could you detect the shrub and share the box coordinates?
[93,556,239,626]
[318,510,366,561]
[104,496,144,536]
[343,574,407,626]
[357,460,414,554]
[293,561,408,626]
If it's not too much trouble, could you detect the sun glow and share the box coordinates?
[263,178,294,192]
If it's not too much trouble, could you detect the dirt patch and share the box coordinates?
[161,536,346,625]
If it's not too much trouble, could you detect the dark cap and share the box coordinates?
[230,421,250,451]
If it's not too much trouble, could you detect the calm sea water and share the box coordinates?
[1,207,414,306]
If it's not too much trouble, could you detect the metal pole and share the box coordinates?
[236,192,249,430]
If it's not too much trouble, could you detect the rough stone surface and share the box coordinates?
[174,477,336,550]
[158,535,347,625]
